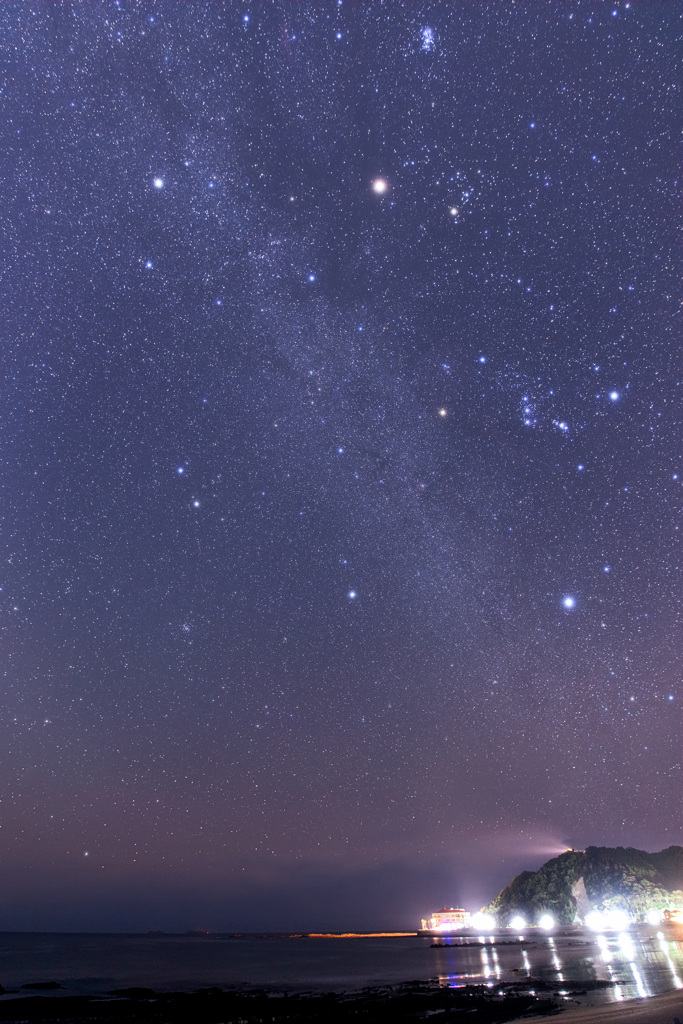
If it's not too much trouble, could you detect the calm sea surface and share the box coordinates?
[0,930,682,1006]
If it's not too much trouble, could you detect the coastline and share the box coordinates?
[0,977,681,1023]
[524,987,683,1023]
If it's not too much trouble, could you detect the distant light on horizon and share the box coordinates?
[539,913,555,930]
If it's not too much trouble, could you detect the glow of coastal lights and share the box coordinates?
[618,930,635,960]
[603,909,630,931]
[585,909,634,933]
[509,915,526,931]
[539,914,555,930]
[371,178,388,194]
[471,913,495,931]
[646,908,662,926]
[630,961,648,999]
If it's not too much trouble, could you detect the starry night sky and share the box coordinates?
[1,1,681,932]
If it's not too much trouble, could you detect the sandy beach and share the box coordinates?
[528,987,683,1023]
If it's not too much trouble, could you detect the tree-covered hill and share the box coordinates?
[486,845,683,925]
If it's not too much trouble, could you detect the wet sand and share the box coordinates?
[527,986,683,1023]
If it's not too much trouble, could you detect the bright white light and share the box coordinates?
[371,178,388,194]
[646,908,662,926]
[153,177,164,189]
[308,274,316,282]
[193,500,200,508]
[509,915,526,930]
[449,207,459,217]
[585,911,604,931]
[348,590,357,600]
[472,913,495,931]
[605,909,630,931]
[539,914,555,930]
[438,408,448,418]
[562,596,576,610]
[609,391,620,401]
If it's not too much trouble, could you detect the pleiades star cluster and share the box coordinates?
[0,1,681,930]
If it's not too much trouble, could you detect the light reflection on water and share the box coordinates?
[434,928,683,1006]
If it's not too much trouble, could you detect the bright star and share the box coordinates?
[193,500,200,508]
[337,447,344,454]
[177,467,184,475]
[371,178,388,194]
[153,177,164,189]
[438,408,447,418]
[145,260,153,269]
[308,273,316,282]
[449,207,459,217]
[348,590,357,599]
[609,390,619,401]
[562,596,576,610]
[479,355,487,363]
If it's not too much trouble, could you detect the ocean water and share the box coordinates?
[0,929,681,1005]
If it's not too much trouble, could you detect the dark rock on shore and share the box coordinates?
[0,980,558,1022]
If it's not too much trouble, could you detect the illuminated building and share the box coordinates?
[421,907,471,932]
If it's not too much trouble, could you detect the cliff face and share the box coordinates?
[486,845,683,925]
